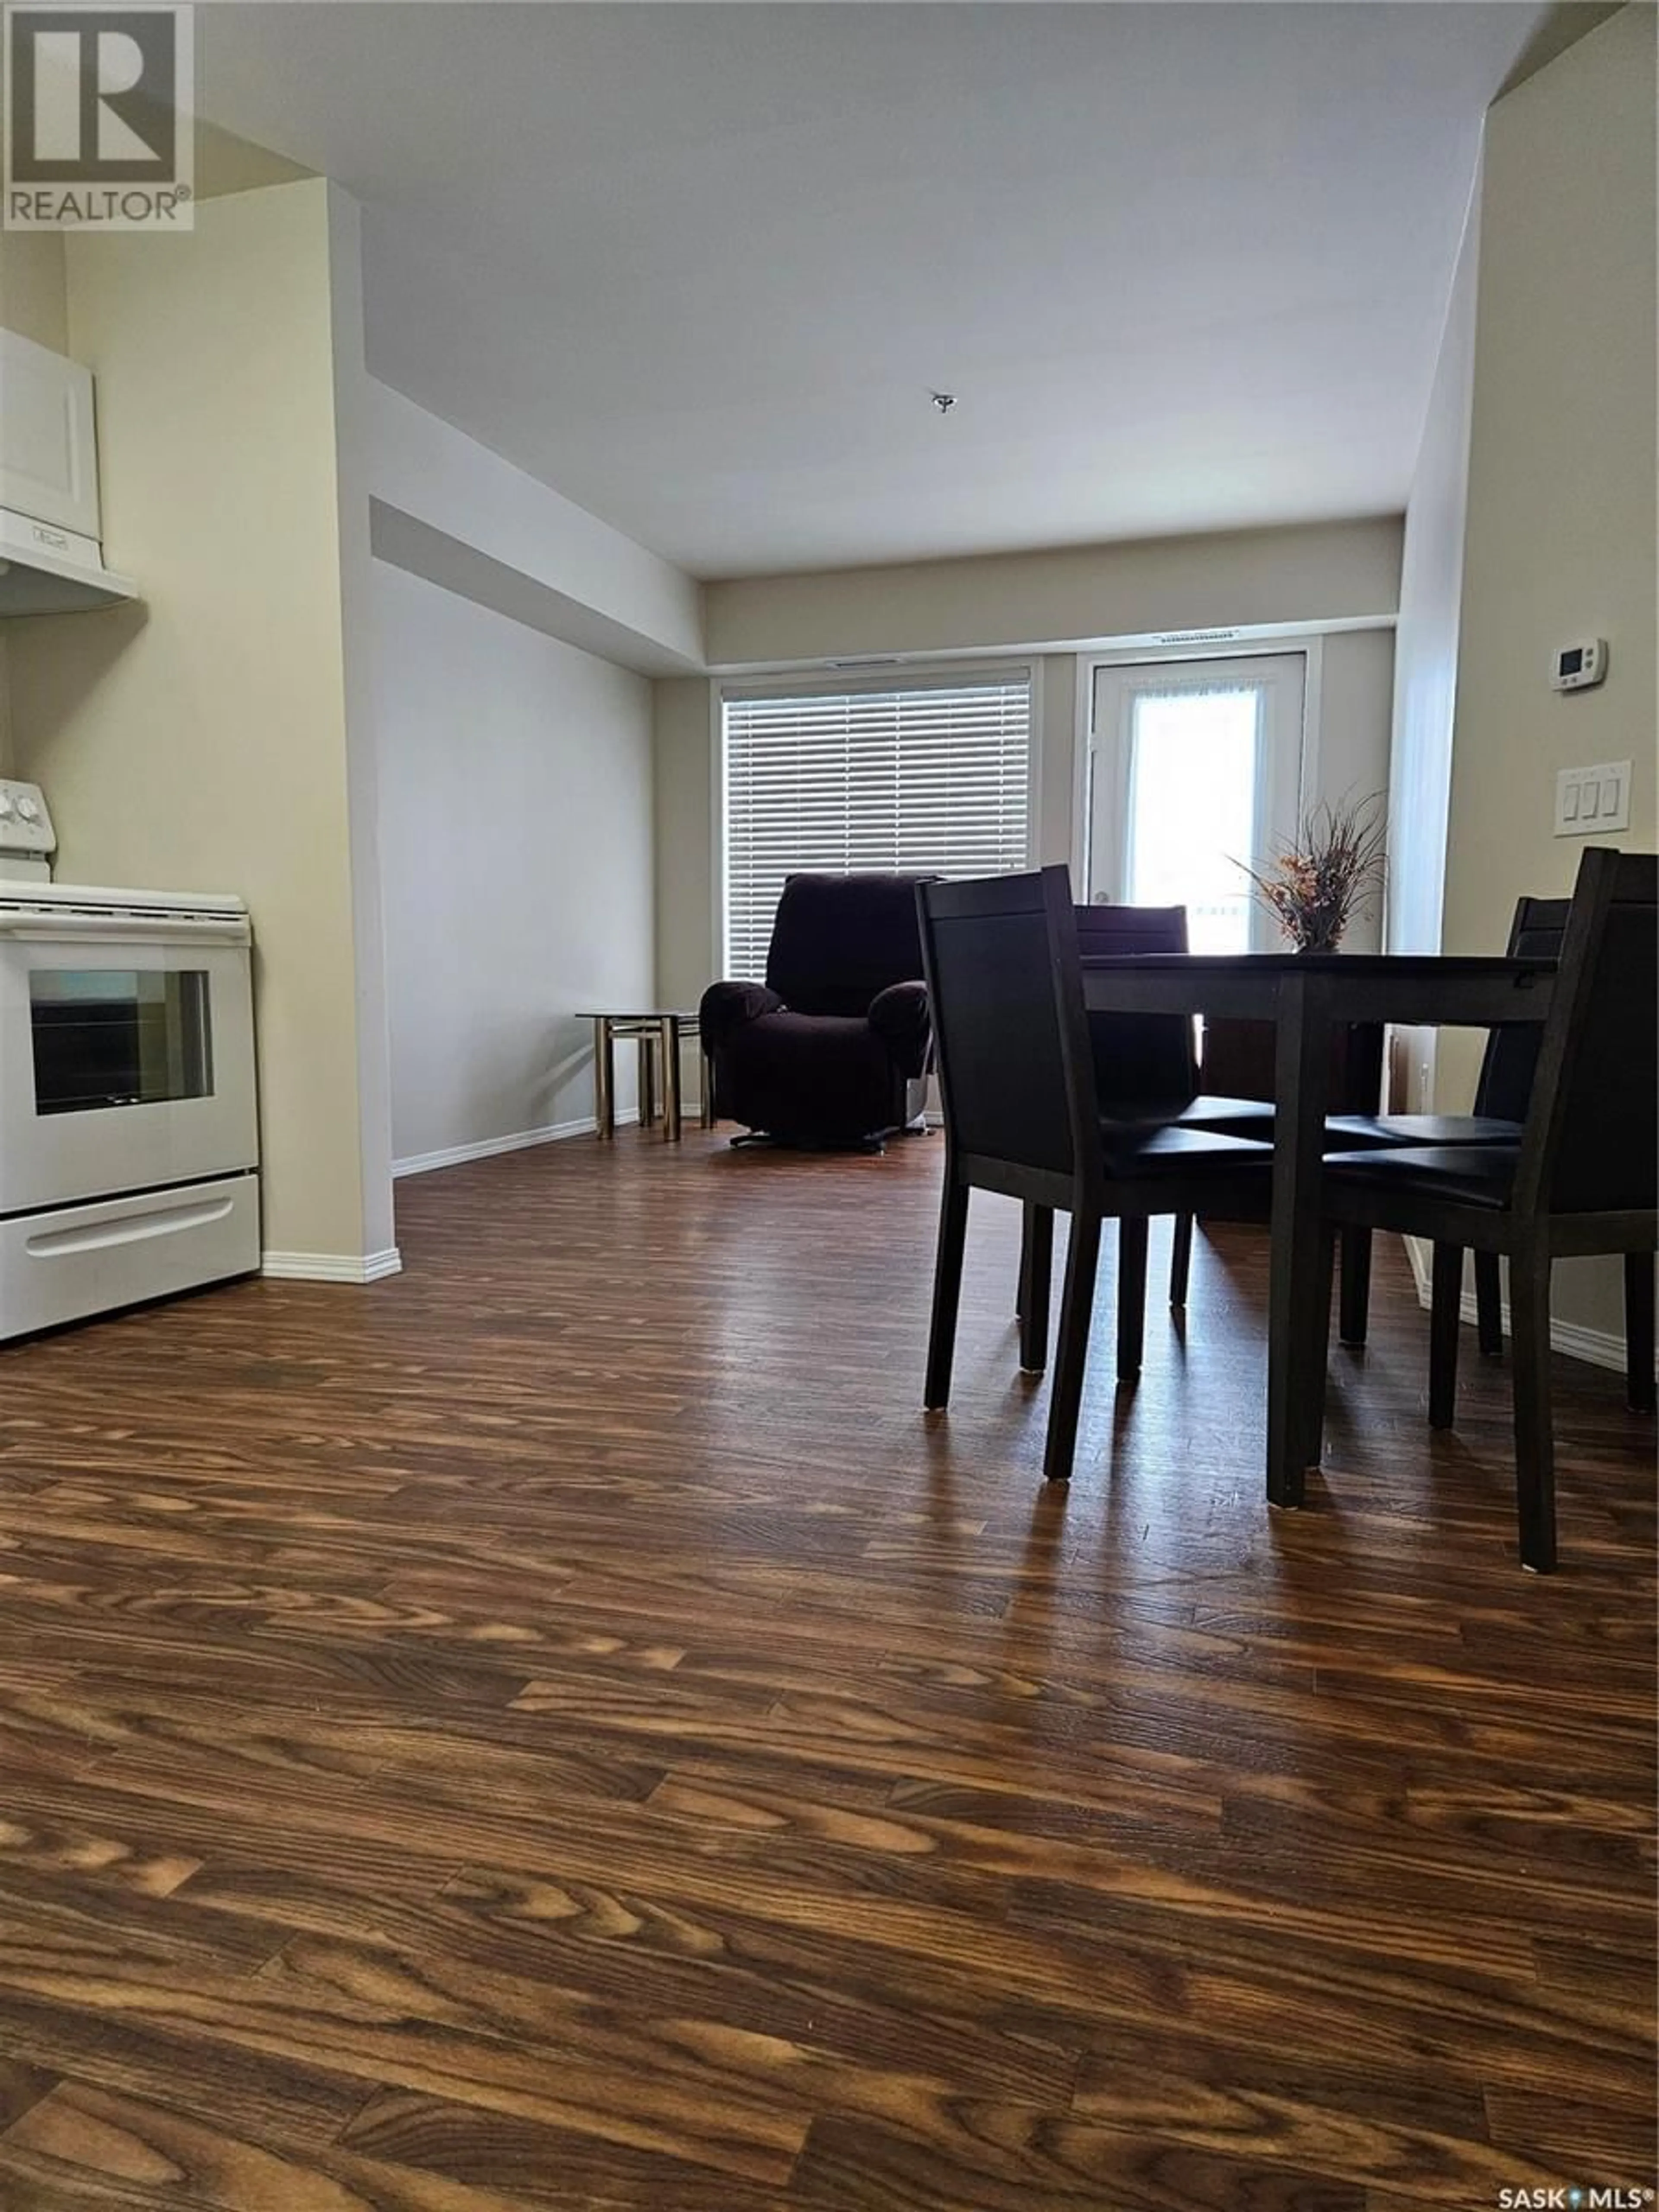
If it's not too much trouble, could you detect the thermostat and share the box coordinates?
[1551,638,1607,692]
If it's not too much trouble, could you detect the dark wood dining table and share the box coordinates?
[1077,950,1558,1506]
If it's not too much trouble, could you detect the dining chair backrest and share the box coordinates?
[1513,849,1658,1217]
[1076,903,1198,1109]
[1473,895,1572,1121]
[1075,903,1187,955]
[916,869,1095,1184]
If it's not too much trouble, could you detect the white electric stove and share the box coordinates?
[0,781,261,1341]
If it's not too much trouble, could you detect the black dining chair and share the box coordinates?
[1018,903,1382,1376]
[1297,891,1648,1394]
[917,868,1272,1484]
[1189,898,1580,1355]
[1318,896,1572,1356]
[1016,903,1258,1366]
[1309,847,1658,1572]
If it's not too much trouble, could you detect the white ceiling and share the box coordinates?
[197,3,1544,580]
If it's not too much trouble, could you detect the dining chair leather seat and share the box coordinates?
[1319,1146,1521,1209]
[1159,1097,1283,1132]
[1105,1093,1283,1133]
[1098,1122,1271,1177]
[1323,1112,1524,1149]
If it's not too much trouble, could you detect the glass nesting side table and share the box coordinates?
[581,1011,714,1142]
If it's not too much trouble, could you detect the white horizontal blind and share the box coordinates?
[723,675,1033,979]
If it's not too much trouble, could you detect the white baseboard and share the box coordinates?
[1403,1234,1625,1374]
[262,1247,403,1284]
[1402,1232,1433,1311]
[392,1109,648,1179]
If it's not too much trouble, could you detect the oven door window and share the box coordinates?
[29,970,214,1116]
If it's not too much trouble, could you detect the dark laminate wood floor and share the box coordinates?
[0,1128,1653,2210]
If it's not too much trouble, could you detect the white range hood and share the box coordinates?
[0,503,136,614]
[0,330,138,616]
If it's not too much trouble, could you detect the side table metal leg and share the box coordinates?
[701,1047,716,1128]
[639,1034,658,1129]
[594,1017,615,1139]
[661,1016,682,1141]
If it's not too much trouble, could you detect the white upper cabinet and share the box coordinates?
[0,328,101,540]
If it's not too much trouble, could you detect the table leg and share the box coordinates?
[1266,969,1335,1507]
[701,1047,716,1128]
[639,1034,658,1128]
[660,1016,682,1142]
[594,1017,615,1139]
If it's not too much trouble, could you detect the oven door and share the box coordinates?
[0,912,257,1217]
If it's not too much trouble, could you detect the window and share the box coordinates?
[722,673,1033,976]
[29,969,213,1115]
[1123,684,1262,953]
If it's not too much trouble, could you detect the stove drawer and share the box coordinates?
[0,1174,260,1341]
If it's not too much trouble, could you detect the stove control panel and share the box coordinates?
[0,780,56,876]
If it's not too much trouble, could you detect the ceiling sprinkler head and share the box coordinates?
[931,391,957,414]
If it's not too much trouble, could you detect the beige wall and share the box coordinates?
[375,559,655,1163]
[1388,161,1481,962]
[654,676,718,1015]
[1382,155,1482,1126]
[0,232,67,355]
[704,516,1401,668]
[1441,3,1657,1346]
[1311,628,1398,953]
[326,185,397,1265]
[4,178,388,1270]
[1034,654,1081,869]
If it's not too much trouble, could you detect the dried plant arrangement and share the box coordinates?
[1241,794,1388,953]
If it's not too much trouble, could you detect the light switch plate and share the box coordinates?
[1554,760,1631,837]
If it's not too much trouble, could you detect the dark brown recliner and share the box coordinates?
[699,873,937,1147]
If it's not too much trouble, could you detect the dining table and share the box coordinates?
[1077,949,1559,1506]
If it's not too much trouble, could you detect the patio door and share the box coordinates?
[1087,653,1307,952]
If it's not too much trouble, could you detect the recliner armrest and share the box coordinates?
[868,980,931,1078]
[699,979,785,1052]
